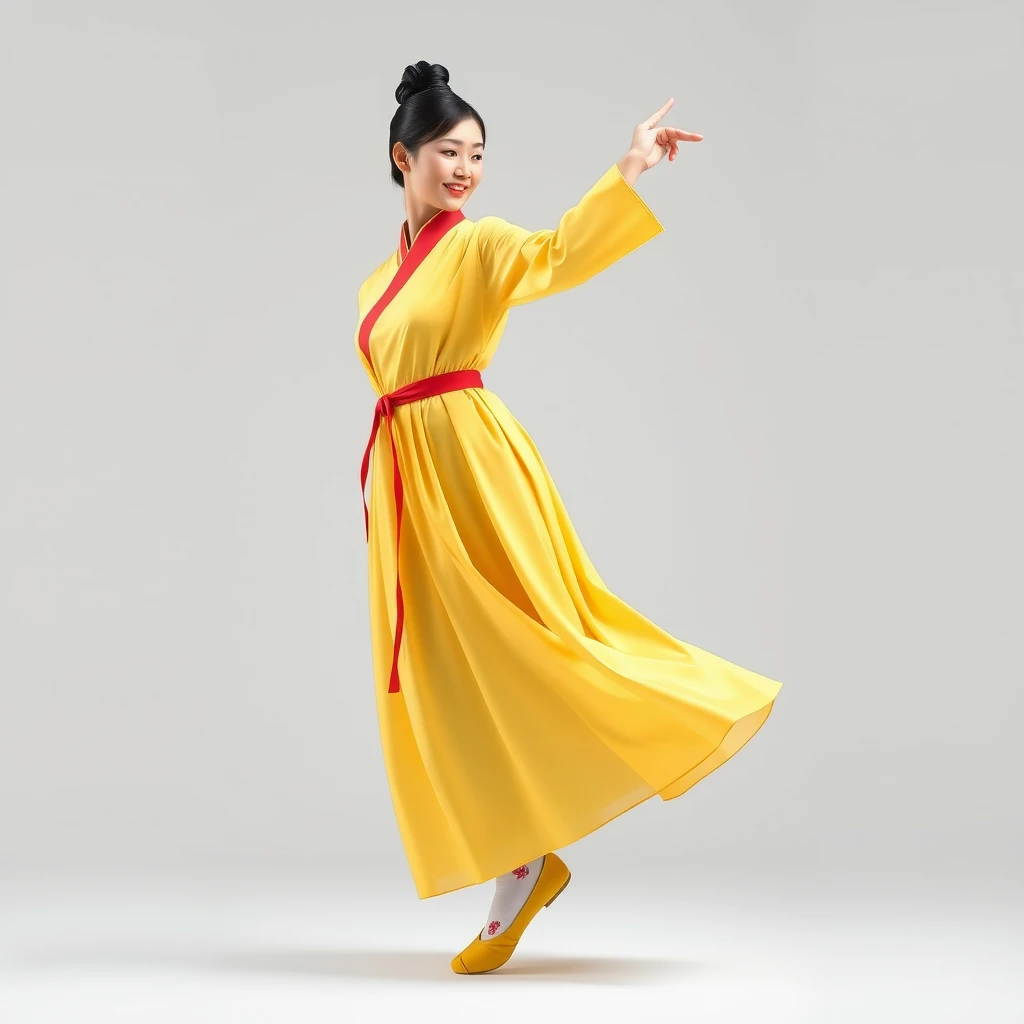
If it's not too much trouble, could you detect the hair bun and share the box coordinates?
[395,61,451,105]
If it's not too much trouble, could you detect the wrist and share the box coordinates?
[617,150,646,186]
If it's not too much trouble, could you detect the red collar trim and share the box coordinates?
[359,207,465,380]
[398,207,464,265]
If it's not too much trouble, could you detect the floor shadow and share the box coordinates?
[13,943,707,985]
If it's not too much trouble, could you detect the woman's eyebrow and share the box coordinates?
[438,138,485,148]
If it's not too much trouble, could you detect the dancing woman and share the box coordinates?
[355,60,782,975]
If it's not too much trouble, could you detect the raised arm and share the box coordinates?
[472,98,701,310]
[473,161,664,309]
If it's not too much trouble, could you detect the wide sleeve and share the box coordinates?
[473,162,665,310]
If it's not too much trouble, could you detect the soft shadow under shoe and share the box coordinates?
[451,852,571,975]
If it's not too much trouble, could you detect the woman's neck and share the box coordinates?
[404,196,443,249]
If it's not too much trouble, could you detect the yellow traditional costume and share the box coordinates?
[355,162,782,900]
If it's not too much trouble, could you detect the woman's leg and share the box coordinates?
[452,850,572,973]
[477,855,545,939]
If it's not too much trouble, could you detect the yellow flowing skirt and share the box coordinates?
[365,382,782,900]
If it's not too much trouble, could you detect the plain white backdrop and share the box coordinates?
[2,1,1021,1019]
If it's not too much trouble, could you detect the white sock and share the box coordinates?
[479,855,545,940]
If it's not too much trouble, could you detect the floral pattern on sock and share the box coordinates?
[512,864,529,880]
[487,920,501,935]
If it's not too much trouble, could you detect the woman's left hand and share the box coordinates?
[629,97,703,170]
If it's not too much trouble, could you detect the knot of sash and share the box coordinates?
[360,368,484,693]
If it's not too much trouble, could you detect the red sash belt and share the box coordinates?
[360,368,484,693]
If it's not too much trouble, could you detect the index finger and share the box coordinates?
[647,96,675,126]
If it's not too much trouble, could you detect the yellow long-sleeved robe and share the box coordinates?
[355,162,783,900]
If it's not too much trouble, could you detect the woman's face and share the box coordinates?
[396,117,484,211]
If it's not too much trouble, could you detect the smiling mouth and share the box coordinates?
[444,183,468,194]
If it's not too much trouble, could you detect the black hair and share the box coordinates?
[389,61,485,189]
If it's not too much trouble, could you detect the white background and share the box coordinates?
[2,1,1021,1018]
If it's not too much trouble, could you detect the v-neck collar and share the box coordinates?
[398,207,465,266]
[357,205,466,389]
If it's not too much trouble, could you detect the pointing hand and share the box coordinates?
[628,97,702,170]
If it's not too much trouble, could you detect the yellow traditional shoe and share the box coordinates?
[450,852,571,975]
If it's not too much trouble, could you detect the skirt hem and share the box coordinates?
[412,692,780,900]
